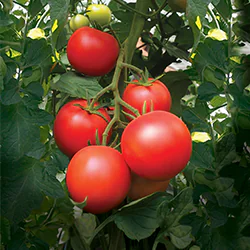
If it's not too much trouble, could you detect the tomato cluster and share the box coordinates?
[55,5,192,214]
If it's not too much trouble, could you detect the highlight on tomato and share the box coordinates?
[122,78,172,120]
[53,99,111,158]
[86,4,112,26]
[66,146,131,214]
[121,111,192,181]
[67,27,119,76]
[128,171,170,200]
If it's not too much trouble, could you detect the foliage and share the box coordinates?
[0,0,250,249]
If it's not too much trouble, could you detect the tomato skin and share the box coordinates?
[69,14,89,32]
[121,111,192,181]
[53,99,111,158]
[86,4,112,26]
[66,146,131,214]
[67,27,119,76]
[128,171,170,200]
[122,78,172,120]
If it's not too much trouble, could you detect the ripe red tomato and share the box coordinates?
[122,78,172,120]
[53,99,111,158]
[128,171,170,200]
[121,111,192,181]
[67,27,119,76]
[66,146,131,214]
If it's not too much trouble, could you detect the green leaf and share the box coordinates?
[184,142,215,182]
[155,188,194,249]
[0,217,11,244]
[0,78,22,105]
[198,81,221,101]
[51,72,103,98]
[74,213,96,242]
[160,72,192,116]
[0,9,14,27]
[0,101,53,162]
[216,133,238,170]
[114,193,168,241]
[22,39,52,68]
[194,171,237,208]
[182,101,210,130]
[194,38,228,73]
[180,213,205,238]
[206,202,228,228]
[48,0,69,24]
[159,188,194,229]
[169,225,193,249]
[1,157,65,224]
[186,0,211,49]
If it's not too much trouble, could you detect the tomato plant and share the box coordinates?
[128,171,170,200]
[66,146,131,214]
[69,14,89,31]
[121,111,192,181]
[54,99,111,158]
[1,0,250,249]
[86,4,112,26]
[122,78,172,119]
[67,26,119,76]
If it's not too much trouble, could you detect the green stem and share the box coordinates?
[208,4,220,29]
[0,40,21,46]
[108,223,124,250]
[121,62,144,76]
[124,0,151,65]
[88,215,115,245]
[114,0,168,18]
[35,5,49,28]
[89,84,112,110]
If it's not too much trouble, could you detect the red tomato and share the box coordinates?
[121,111,192,181]
[128,171,170,200]
[66,146,131,214]
[122,78,172,120]
[53,99,111,158]
[67,27,119,76]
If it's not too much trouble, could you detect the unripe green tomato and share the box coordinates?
[86,4,112,26]
[168,0,187,12]
[69,14,89,32]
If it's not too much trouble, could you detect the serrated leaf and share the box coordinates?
[160,72,192,116]
[0,78,21,105]
[194,172,237,208]
[194,38,228,74]
[0,101,53,162]
[114,193,168,241]
[169,225,193,249]
[180,213,205,238]
[184,141,215,182]
[48,0,70,24]
[198,81,221,101]
[1,157,65,224]
[51,72,103,98]
[159,188,194,229]
[206,202,228,228]
[23,39,52,68]
[182,101,210,130]
[216,133,238,170]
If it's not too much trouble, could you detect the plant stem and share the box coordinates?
[35,5,49,28]
[88,215,115,245]
[89,84,112,110]
[124,0,151,65]
[208,4,220,29]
